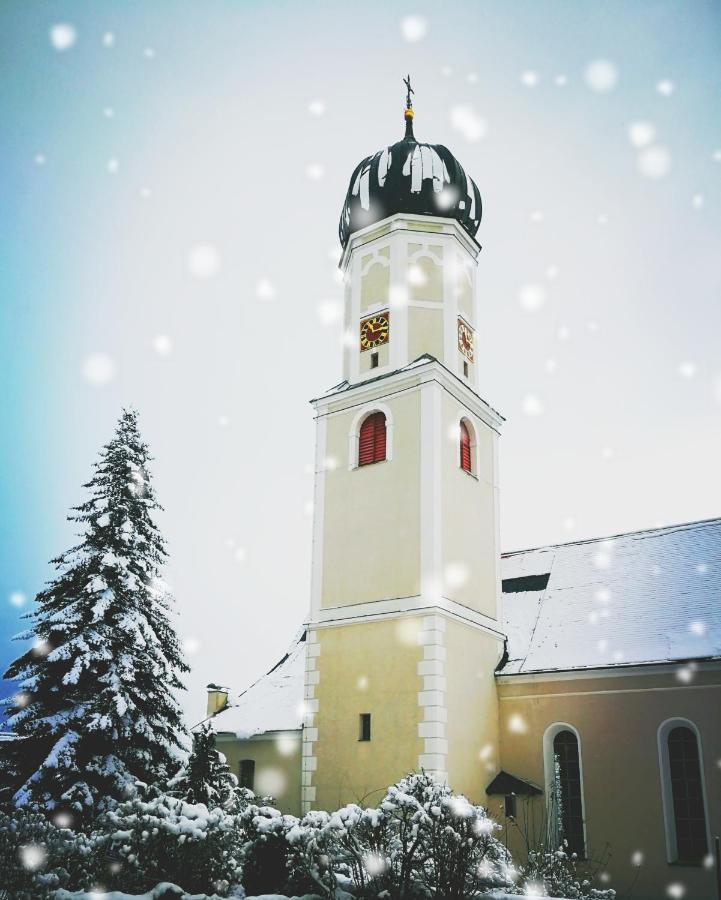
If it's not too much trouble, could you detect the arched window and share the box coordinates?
[460,421,472,473]
[358,412,387,466]
[553,729,585,857]
[660,724,709,863]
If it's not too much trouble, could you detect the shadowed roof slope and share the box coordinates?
[500,518,721,676]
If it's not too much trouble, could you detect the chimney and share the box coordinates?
[206,683,229,716]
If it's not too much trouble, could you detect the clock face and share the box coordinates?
[360,313,390,351]
[458,318,474,362]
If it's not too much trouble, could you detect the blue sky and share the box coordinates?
[1,0,720,723]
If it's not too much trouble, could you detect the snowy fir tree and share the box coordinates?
[1,408,189,819]
[167,723,242,810]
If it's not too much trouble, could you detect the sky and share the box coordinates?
[1,0,720,725]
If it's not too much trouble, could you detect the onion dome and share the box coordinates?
[339,78,482,248]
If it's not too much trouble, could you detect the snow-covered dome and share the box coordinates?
[339,103,482,248]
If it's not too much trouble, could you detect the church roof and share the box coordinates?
[208,629,306,738]
[500,517,721,676]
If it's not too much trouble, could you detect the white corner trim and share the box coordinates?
[301,630,321,813]
[417,615,447,779]
[309,413,328,620]
[657,717,712,863]
[347,401,395,470]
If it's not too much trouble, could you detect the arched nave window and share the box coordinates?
[658,718,709,864]
[544,723,586,858]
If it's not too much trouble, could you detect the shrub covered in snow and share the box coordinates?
[0,807,95,898]
[92,785,243,896]
[167,724,244,813]
[515,845,615,899]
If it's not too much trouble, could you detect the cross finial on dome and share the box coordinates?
[403,74,415,139]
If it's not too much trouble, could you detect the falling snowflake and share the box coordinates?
[308,99,325,116]
[34,153,46,166]
[545,358,557,374]
[305,163,325,181]
[628,121,656,148]
[688,620,706,636]
[440,65,452,77]
[657,79,675,96]
[584,59,618,92]
[187,244,221,279]
[696,563,709,574]
[444,562,469,589]
[529,210,543,223]
[677,361,697,379]
[691,194,704,210]
[140,186,151,199]
[637,145,671,178]
[9,591,26,607]
[519,283,546,312]
[666,883,685,899]
[103,106,115,119]
[102,32,115,48]
[522,394,544,416]
[153,334,173,356]
[520,70,539,88]
[546,264,559,279]
[407,264,428,287]
[218,415,229,428]
[554,74,568,87]
[53,811,73,829]
[106,158,119,175]
[256,277,276,300]
[357,675,369,690]
[466,72,478,84]
[19,843,47,871]
[508,713,527,734]
[317,299,342,325]
[143,47,156,59]
[449,105,487,142]
[563,516,575,531]
[400,15,428,42]
[183,637,201,655]
[234,547,247,563]
[83,353,115,386]
[49,23,77,51]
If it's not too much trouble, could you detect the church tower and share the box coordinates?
[302,87,505,812]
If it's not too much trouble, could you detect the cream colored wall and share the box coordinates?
[217,731,303,816]
[440,392,499,619]
[408,307,443,361]
[320,390,422,608]
[444,618,503,801]
[313,617,425,811]
[359,341,390,373]
[497,669,721,900]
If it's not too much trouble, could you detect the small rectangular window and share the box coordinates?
[463,361,469,378]
[504,794,517,819]
[239,758,255,790]
[370,352,379,369]
[359,713,371,741]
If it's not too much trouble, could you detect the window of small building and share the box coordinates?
[370,351,379,369]
[554,730,585,857]
[504,794,517,819]
[668,726,708,863]
[359,713,371,741]
[239,758,255,791]
[359,412,387,466]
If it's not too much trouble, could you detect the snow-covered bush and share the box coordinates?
[0,807,96,898]
[92,785,243,896]
[167,724,244,812]
[378,772,514,899]
[516,845,615,899]
[239,802,303,896]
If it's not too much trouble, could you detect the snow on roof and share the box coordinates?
[500,518,721,675]
[209,631,306,739]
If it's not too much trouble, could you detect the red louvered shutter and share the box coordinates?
[460,421,472,472]
[373,414,387,462]
[358,412,386,466]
